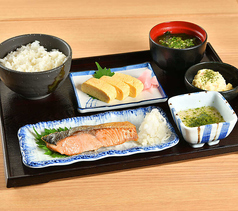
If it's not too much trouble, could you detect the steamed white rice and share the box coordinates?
[138,108,172,146]
[0,40,66,72]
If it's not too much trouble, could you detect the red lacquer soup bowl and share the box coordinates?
[149,21,207,75]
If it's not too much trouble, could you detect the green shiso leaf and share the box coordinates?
[88,94,99,100]
[93,62,114,79]
[33,127,70,158]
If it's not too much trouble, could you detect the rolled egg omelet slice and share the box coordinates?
[81,77,117,103]
[112,73,144,98]
[100,76,130,100]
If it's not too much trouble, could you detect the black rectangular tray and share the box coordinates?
[1,43,238,188]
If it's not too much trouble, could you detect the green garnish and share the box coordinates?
[33,127,70,158]
[88,94,98,100]
[178,106,224,127]
[200,69,219,84]
[158,31,196,49]
[93,62,114,79]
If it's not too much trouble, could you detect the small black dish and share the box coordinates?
[185,61,238,101]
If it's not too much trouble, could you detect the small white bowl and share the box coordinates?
[168,91,237,148]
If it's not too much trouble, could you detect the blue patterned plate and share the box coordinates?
[18,106,179,168]
[69,62,168,113]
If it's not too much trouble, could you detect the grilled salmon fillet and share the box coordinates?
[41,121,138,156]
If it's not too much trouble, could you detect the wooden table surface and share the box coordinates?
[0,0,238,210]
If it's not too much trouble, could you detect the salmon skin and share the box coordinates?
[41,121,138,156]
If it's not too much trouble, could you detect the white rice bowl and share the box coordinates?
[0,40,66,72]
[138,108,172,146]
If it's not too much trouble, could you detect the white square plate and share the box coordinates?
[69,62,167,113]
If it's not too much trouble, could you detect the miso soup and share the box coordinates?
[154,31,202,49]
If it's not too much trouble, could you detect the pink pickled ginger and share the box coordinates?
[138,69,159,90]
[151,76,159,87]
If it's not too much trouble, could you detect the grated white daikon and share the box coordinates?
[138,108,171,146]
